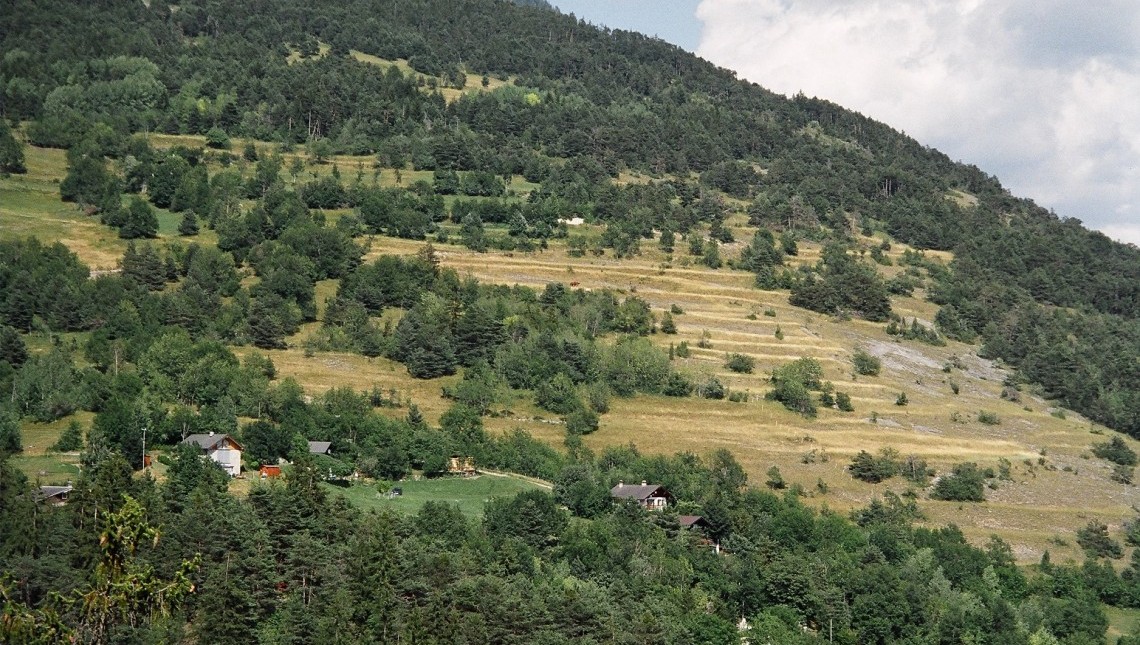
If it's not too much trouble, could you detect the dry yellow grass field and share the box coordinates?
[288,43,513,104]
[4,142,1137,564]
[353,233,1140,564]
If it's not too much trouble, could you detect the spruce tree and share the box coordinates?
[52,420,84,452]
[0,119,27,174]
[178,211,200,236]
[120,197,158,239]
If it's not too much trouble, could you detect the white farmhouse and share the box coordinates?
[182,432,243,477]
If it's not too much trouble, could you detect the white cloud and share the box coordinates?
[694,0,1140,244]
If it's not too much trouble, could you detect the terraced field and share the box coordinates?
[5,136,1137,564]
[356,234,1140,564]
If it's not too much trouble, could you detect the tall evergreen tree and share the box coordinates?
[120,196,159,239]
[0,119,26,174]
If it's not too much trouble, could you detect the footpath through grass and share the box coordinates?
[322,473,545,517]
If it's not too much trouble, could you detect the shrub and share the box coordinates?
[725,353,755,374]
[997,458,1012,480]
[765,466,786,490]
[900,455,932,485]
[564,408,600,435]
[586,382,610,414]
[977,410,1000,425]
[802,449,829,464]
[205,126,230,149]
[1111,464,1134,485]
[930,462,985,502]
[674,341,691,358]
[670,303,684,314]
[767,357,824,416]
[535,373,582,415]
[603,337,671,396]
[663,372,694,397]
[851,349,881,376]
[768,378,815,416]
[848,450,899,483]
[885,317,945,346]
[660,312,678,334]
[697,376,726,400]
[1091,436,1137,466]
[895,392,908,406]
[772,357,823,389]
[1076,521,1123,559]
[836,392,854,412]
[697,329,713,349]
[445,366,501,414]
[1124,517,1140,547]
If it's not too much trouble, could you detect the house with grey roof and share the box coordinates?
[35,485,74,506]
[610,480,671,510]
[182,432,243,477]
[308,441,332,455]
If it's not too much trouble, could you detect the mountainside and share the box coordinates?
[3,2,1140,642]
[5,0,1136,433]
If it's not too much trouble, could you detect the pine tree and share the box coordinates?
[0,410,21,454]
[60,154,118,210]
[460,214,487,252]
[248,295,290,350]
[52,420,84,452]
[0,325,28,367]
[347,515,400,640]
[0,120,27,174]
[74,496,197,643]
[120,197,158,239]
[178,211,200,236]
[393,302,457,378]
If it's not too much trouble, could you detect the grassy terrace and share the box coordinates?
[5,136,1138,565]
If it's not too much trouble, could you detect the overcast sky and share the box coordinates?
[553,1,1140,246]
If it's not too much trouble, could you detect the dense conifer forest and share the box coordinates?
[3,0,1140,642]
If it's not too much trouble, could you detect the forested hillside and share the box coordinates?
[3,0,1136,432]
[3,0,1140,642]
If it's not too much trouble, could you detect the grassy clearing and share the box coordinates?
[1107,606,1140,643]
[320,473,543,517]
[19,412,95,456]
[13,413,90,485]
[0,141,222,269]
[287,43,512,104]
[347,50,513,103]
[0,158,127,270]
[14,455,82,485]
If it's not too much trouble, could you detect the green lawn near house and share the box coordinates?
[323,473,546,517]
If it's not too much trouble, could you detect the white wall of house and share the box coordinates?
[210,448,242,476]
